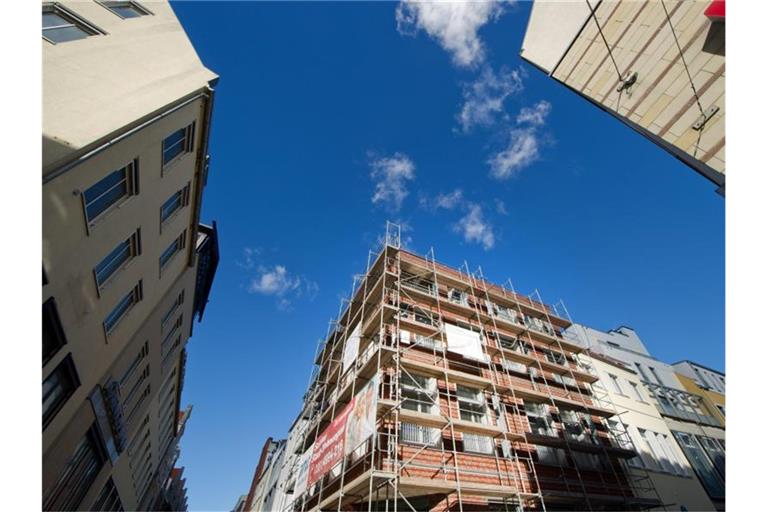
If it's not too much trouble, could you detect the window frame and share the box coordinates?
[456,385,489,425]
[93,229,141,292]
[159,183,191,229]
[608,373,625,395]
[82,160,140,231]
[103,281,143,337]
[43,354,81,429]
[159,231,187,276]
[162,123,196,170]
[42,3,104,44]
[97,0,153,19]
[43,297,68,365]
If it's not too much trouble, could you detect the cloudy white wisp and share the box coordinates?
[457,66,524,132]
[370,153,416,212]
[453,203,496,250]
[489,100,552,179]
[396,0,509,68]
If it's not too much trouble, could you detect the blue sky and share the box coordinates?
[172,2,723,509]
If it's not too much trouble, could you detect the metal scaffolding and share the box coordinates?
[287,222,663,512]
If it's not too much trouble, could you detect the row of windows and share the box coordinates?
[674,431,725,499]
[43,2,151,44]
[607,373,647,403]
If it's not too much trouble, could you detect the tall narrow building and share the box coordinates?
[42,1,219,510]
[256,225,662,511]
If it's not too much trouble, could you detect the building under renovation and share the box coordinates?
[250,224,664,511]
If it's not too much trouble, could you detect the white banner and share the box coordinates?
[342,321,362,374]
[293,442,313,498]
[445,323,486,361]
[344,375,379,456]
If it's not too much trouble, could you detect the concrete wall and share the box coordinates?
[567,324,685,390]
[522,0,725,189]
[42,1,217,509]
[674,360,725,394]
[590,356,716,511]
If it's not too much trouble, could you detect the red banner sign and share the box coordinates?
[307,400,352,487]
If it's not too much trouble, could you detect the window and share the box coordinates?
[43,354,80,427]
[159,231,186,273]
[550,373,563,385]
[634,363,650,382]
[94,230,141,289]
[400,422,440,446]
[42,4,102,44]
[160,184,191,225]
[463,433,494,455]
[448,288,468,306]
[502,359,527,374]
[697,436,725,479]
[536,446,569,466]
[161,316,183,358]
[43,425,106,511]
[640,429,674,473]
[608,374,624,395]
[456,385,488,424]
[562,375,577,387]
[630,382,645,402]
[525,402,554,436]
[43,297,67,364]
[673,431,725,499]
[83,161,139,225]
[607,420,642,467]
[648,366,664,385]
[545,350,566,366]
[104,281,142,335]
[92,478,123,512]
[401,373,437,414]
[658,433,689,476]
[716,404,725,417]
[161,291,185,332]
[120,342,149,387]
[101,1,151,18]
[162,124,195,166]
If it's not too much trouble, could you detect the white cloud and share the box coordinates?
[495,198,508,215]
[457,66,524,132]
[435,189,464,210]
[453,203,495,250]
[370,153,416,211]
[516,99,552,126]
[488,100,552,179]
[395,0,508,68]
[488,128,540,179]
[236,247,260,270]
[249,265,301,295]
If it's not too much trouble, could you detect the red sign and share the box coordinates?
[705,0,725,21]
[307,401,353,487]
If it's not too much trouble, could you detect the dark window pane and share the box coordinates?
[43,298,67,364]
[160,191,182,221]
[112,5,143,18]
[43,12,70,28]
[43,356,79,427]
[84,168,125,204]
[45,25,90,43]
[86,182,128,221]
[43,426,105,511]
[95,239,132,286]
[104,289,136,333]
[160,237,182,269]
[162,129,186,164]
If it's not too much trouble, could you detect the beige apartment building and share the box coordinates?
[42,1,219,510]
[588,351,717,511]
[521,0,725,194]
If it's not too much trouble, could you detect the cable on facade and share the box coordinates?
[660,0,705,116]
[585,0,623,82]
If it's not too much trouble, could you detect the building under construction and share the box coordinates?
[262,224,663,512]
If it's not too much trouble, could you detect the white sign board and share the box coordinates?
[341,321,362,374]
[445,323,486,362]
